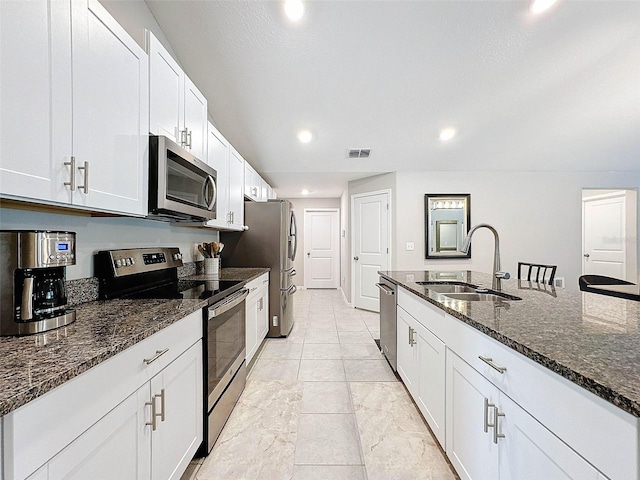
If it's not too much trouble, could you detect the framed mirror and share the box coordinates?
[425,194,471,259]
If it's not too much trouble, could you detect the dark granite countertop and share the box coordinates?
[0,267,268,417]
[0,298,206,417]
[380,270,640,418]
[186,267,270,283]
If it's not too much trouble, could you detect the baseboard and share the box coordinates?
[340,287,352,307]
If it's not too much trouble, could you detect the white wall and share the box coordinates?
[0,205,218,280]
[289,197,341,287]
[394,171,639,290]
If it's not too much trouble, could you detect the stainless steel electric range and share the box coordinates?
[95,247,248,454]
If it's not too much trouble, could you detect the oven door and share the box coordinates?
[206,288,248,410]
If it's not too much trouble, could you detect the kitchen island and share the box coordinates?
[381,270,639,480]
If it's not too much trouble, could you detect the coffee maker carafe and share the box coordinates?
[1,231,76,336]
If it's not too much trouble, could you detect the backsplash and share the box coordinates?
[66,261,201,306]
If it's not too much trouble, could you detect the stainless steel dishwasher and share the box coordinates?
[377,277,397,371]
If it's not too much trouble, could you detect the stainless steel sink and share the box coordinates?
[443,292,521,302]
[421,284,479,294]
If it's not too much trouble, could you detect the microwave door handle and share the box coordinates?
[203,175,216,210]
[21,277,35,320]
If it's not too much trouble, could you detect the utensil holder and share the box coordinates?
[204,257,220,277]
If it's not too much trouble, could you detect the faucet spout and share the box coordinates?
[459,223,510,290]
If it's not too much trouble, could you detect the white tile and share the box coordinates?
[300,382,352,414]
[304,329,339,344]
[260,341,304,359]
[294,414,362,465]
[302,343,342,359]
[343,359,397,382]
[350,382,456,480]
[340,343,384,360]
[338,331,376,344]
[298,359,346,381]
[249,358,300,381]
[291,465,366,480]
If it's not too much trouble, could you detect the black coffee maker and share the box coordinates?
[0,231,76,336]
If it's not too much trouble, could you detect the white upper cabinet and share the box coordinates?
[0,0,73,205]
[71,0,149,215]
[205,122,230,229]
[243,161,271,202]
[204,123,245,230]
[0,0,148,216]
[147,31,207,161]
[228,147,245,228]
[183,77,208,161]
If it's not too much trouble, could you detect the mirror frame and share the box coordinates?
[425,194,471,259]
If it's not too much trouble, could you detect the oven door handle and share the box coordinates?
[208,288,249,318]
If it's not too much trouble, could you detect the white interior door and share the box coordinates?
[304,209,340,289]
[583,192,629,280]
[352,191,390,312]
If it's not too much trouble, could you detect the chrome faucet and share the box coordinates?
[459,223,510,291]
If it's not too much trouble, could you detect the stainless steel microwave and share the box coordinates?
[149,135,217,222]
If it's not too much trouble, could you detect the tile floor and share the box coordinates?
[185,289,458,480]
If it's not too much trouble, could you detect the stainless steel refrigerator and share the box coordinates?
[221,199,298,337]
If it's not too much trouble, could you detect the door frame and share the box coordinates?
[303,207,341,289]
[581,188,638,282]
[350,189,392,308]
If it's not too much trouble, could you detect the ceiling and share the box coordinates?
[144,0,640,198]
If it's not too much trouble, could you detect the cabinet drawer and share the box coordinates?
[446,314,638,480]
[246,273,269,302]
[398,287,447,340]
[3,310,202,480]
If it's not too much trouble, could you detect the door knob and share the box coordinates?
[583,253,590,258]
[307,252,310,257]
[354,256,359,261]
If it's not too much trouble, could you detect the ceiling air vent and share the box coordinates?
[348,149,371,159]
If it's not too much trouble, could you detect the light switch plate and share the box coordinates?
[406,242,415,251]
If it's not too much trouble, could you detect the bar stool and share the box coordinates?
[517,262,557,285]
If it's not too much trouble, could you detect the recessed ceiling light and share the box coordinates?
[439,128,456,141]
[301,189,309,195]
[297,129,313,143]
[530,0,558,14]
[284,0,304,22]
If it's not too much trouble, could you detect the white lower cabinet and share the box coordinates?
[245,273,269,364]
[46,386,151,480]
[397,305,446,446]
[446,351,600,480]
[4,311,202,480]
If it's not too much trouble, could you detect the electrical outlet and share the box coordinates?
[554,277,565,288]
[406,242,415,251]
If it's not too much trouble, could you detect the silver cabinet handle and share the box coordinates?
[180,129,188,146]
[64,156,76,191]
[145,396,157,430]
[484,398,494,433]
[478,356,507,374]
[144,348,169,365]
[187,130,192,148]
[157,388,166,422]
[493,405,505,444]
[146,389,165,431]
[250,286,257,292]
[408,326,417,346]
[78,161,89,193]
